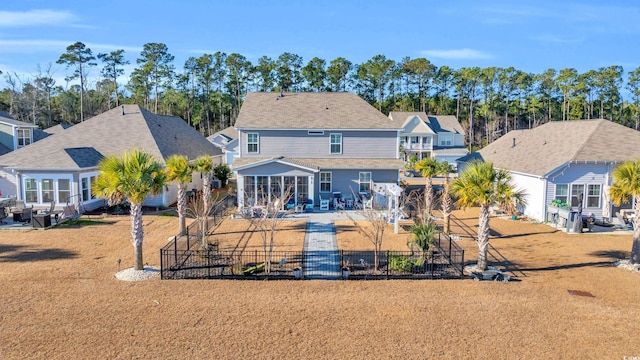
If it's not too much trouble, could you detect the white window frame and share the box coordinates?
[247,133,259,154]
[319,172,332,193]
[58,179,71,204]
[359,172,371,193]
[17,128,32,148]
[570,184,585,208]
[24,178,38,203]
[587,184,601,208]
[330,133,342,154]
[554,184,568,204]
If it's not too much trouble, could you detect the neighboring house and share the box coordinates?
[0,111,38,156]
[208,126,238,165]
[457,119,640,222]
[0,105,222,211]
[233,92,404,209]
[389,112,468,166]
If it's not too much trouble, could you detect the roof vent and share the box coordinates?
[325,104,329,110]
[121,105,125,116]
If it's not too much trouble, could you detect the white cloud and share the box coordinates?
[0,39,142,54]
[0,9,78,27]
[530,34,585,44]
[420,48,493,60]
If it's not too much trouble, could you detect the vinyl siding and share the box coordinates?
[0,123,13,150]
[545,163,611,220]
[239,130,397,158]
[511,172,546,221]
[0,168,17,197]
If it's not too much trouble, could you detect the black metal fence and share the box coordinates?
[160,194,236,276]
[161,247,465,280]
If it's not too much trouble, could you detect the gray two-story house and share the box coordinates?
[389,112,467,166]
[233,92,404,209]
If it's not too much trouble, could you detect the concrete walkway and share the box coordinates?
[296,211,366,279]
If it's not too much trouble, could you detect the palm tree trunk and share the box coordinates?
[130,203,144,270]
[177,184,186,236]
[424,178,433,223]
[476,204,491,270]
[631,200,640,264]
[442,176,451,234]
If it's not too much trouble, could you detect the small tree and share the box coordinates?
[192,155,214,216]
[213,163,232,187]
[165,154,192,236]
[345,199,387,271]
[415,157,440,221]
[609,160,640,264]
[243,182,295,273]
[93,148,165,270]
[451,161,525,271]
[436,161,454,234]
[186,191,220,249]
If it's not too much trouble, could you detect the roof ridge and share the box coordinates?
[570,119,604,161]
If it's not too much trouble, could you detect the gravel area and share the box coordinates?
[114,266,160,281]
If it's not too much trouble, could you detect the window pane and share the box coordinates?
[359,172,371,193]
[81,178,90,202]
[247,133,258,153]
[330,134,342,154]
[555,184,568,203]
[587,184,601,208]
[571,184,584,207]
[58,179,71,204]
[244,176,255,204]
[296,176,308,204]
[320,172,331,192]
[25,178,38,203]
[42,179,54,203]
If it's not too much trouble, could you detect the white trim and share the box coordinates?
[319,171,332,193]
[247,132,259,154]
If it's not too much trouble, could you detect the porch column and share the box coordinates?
[308,175,315,205]
[237,175,245,208]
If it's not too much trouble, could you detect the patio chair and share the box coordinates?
[0,207,8,224]
[45,200,64,222]
[305,199,314,212]
[319,196,330,211]
[285,198,295,211]
[615,212,633,230]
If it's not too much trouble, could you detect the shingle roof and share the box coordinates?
[389,112,464,134]
[233,157,404,171]
[467,119,640,176]
[235,92,400,130]
[0,112,38,128]
[0,104,222,170]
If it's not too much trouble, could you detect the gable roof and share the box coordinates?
[389,112,464,134]
[465,119,640,176]
[0,104,222,170]
[235,92,400,130]
[0,112,38,128]
[208,126,238,147]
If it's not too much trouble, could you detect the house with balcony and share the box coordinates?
[233,92,404,210]
[389,112,467,166]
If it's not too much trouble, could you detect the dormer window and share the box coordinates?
[17,128,32,148]
[440,135,452,146]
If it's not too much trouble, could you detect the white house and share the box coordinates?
[457,119,640,223]
[0,105,222,211]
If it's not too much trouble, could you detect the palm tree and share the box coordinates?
[436,161,454,234]
[93,149,166,270]
[192,156,214,213]
[165,154,193,236]
[415,157,440,223]
[609,160,640,264]
[451,161,525,271]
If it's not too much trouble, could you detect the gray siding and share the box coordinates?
[545,163,612,220]
[314,169,398,204]
[0,123,13,150]
[240,130,397,158]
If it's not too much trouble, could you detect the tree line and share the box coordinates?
[2,41,640,149]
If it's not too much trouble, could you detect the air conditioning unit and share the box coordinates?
[211,180,221,189]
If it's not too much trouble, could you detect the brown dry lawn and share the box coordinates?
[1,208,639,359]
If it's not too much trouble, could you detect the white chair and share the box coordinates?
[319,196,330,211]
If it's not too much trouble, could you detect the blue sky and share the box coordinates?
[1,0,639,88]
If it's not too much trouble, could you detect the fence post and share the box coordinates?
[173,236,177,263]
[160,248,164,279]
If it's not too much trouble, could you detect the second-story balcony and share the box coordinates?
[401,142,433,151]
